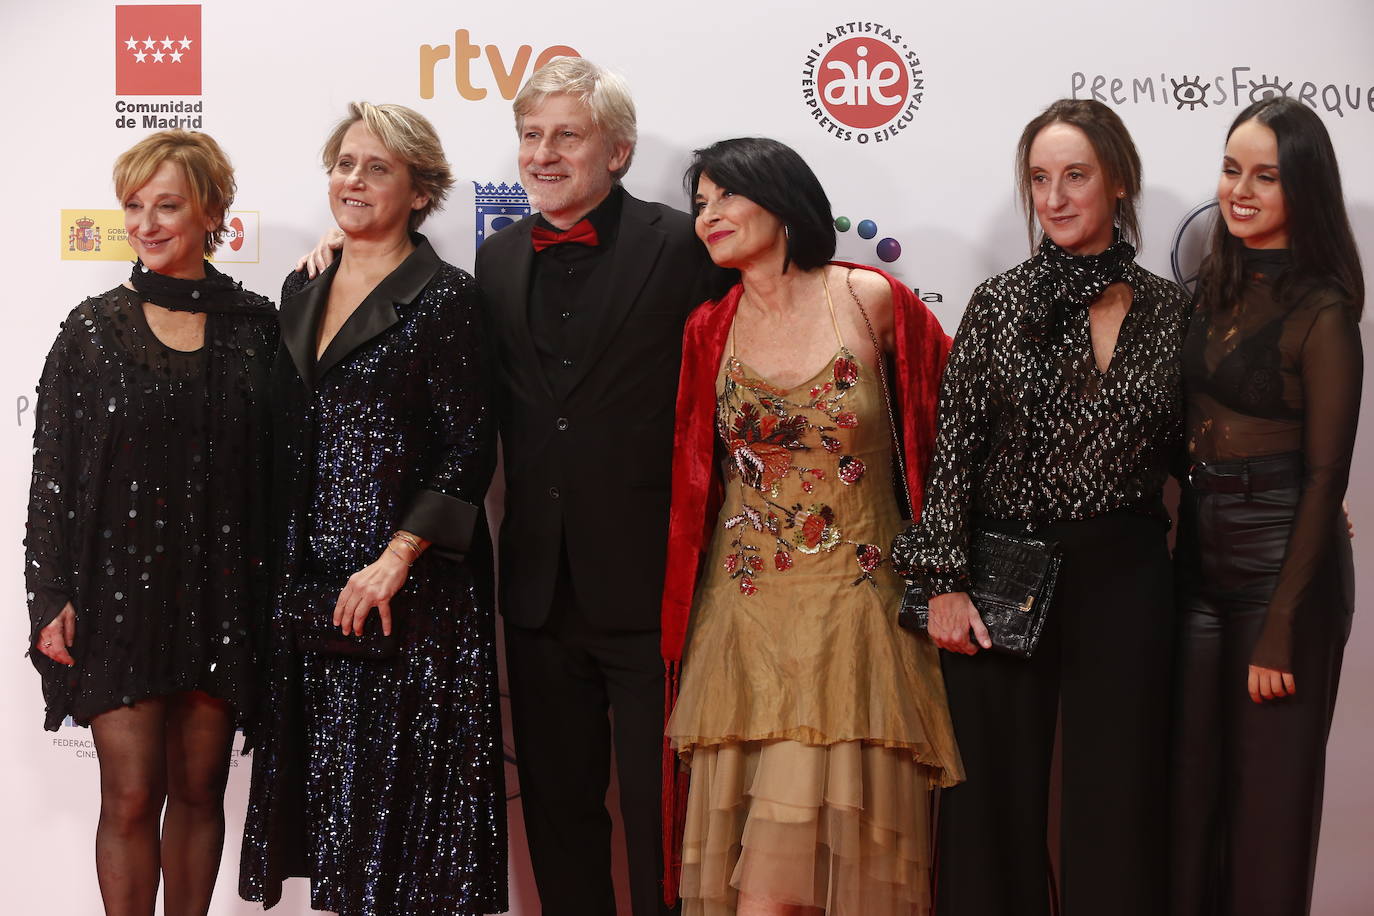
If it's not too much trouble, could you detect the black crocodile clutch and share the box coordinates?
[899,529,1061,658]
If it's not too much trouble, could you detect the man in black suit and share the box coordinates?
[475,57,712,916]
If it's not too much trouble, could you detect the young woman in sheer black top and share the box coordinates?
[1170,96,1363,916]
[892,99,1189,916]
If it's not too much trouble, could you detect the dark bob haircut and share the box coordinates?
[1015,98,1143,250]
[684,137,836,272]
[1199,95,1364,318]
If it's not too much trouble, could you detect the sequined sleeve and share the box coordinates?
[1251,302,1362,670]
[890,287,995,595]
[24,315,81,641]
[396,273,496,557]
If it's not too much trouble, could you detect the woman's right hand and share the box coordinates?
[35,603,76,666]
[928,591,991,654]
[296,228,345,278]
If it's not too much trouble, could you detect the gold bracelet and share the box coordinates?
[386,545,414,567]
[393,531,422,551]
[394,538,421,558]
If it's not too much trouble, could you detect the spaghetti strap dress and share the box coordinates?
[666,284,961,915]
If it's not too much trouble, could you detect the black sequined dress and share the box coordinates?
[239,237,505,915]
[24,279,276,730]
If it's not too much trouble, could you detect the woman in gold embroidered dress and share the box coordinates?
[661,137,961,916]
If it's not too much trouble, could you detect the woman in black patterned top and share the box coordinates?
[891,99,1188,916]
[1170,97,1362,916]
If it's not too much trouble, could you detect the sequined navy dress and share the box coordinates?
[239,236,505,915]
[24,279,276,730]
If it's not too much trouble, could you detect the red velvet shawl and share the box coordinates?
[657,262,951,903]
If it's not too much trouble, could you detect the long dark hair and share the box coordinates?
[1198,96,1364,317]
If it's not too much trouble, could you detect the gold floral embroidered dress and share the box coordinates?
[667,296,961,915]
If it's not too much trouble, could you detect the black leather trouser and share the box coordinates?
[1170,467,1353,916]
[936,512,1174,916]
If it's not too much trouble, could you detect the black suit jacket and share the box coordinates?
[475,189,714,631]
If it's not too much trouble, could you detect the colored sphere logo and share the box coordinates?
[228,216,245,251]
[818,38,908,129]
[835,215,902,263]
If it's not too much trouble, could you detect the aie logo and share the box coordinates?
[1171,199,1218,294]
[820,39,907,128]
[802,22,924,144]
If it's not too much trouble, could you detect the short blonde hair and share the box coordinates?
[113,130,235,256]
[321,102,454,230]
[513,57,637,179]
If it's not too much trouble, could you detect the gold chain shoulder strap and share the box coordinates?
[843,269,911,513]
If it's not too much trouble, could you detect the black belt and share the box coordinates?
[1186,452,1303,495]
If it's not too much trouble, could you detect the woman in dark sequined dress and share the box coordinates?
[891,99,1189,915]
[25,130,276,916]
[238,102,504,916]
[1170,97,1363,916]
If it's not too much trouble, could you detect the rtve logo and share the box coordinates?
[819,38,908,129]
[419,30,579,101]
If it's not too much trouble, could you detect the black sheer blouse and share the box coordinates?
[1182,249,1362,669]
[892,239,1190,596]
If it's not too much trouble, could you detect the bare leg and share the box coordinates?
[161,691,234,916]
[91,698,169,916]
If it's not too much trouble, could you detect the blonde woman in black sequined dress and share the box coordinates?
[25,130,276,916]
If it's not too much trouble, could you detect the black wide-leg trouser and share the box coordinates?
[935,512,1174,916]
[1170,469,1353,916]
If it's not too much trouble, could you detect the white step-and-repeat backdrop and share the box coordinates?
[4,0,1372,912]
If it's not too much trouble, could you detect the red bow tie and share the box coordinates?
[530,219,599,252]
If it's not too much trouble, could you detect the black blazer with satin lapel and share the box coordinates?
[245,236,502,907]
[476,190,714,630]
[272,236,492,585]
